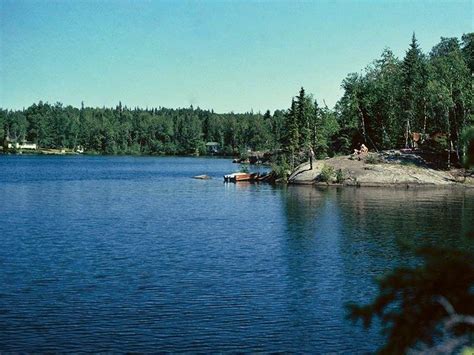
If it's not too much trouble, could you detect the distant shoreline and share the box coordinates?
[2,151,473,188]
[0,150,234,158]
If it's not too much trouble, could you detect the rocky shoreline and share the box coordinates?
[288,152,474,187]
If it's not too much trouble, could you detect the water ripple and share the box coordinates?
[0,156,472,352]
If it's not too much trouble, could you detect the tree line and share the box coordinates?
[1,33,472,164]
[0,101,285,156]
[335,33,473,166]
[277,33,473,170]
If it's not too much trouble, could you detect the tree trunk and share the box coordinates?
[423,100,427,134]
[357,104,367,143]
[291,148,295,170]
[405,117,411,148]
[455,129,461,163]
[446,110,451,169]
[447,138,451,169]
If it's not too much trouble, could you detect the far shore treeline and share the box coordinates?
[1,33,473,165]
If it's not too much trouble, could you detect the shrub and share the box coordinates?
[365,153,380,164]
[461,126,474,169]
[239,150,249,161]
[271,163,290,182]
[320,164,335,183]
[270,154,292,182]
[336,169,345,183]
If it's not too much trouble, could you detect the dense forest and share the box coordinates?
[0,102,283,156]
[1,33,473,165]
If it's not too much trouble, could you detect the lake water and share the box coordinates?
[1,156,472,352]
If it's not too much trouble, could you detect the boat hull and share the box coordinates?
[224,172,259,183]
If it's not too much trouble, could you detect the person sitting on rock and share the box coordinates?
[353,143,368,155]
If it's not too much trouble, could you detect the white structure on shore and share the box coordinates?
[6,138,38,150]
[6,140,38,150]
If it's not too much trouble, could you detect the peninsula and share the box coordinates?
[288,151,474,187]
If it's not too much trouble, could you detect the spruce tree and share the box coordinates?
[461,33,474,73]
[281,98,300,168]
[402,33,428,146]
[296,87,312,149]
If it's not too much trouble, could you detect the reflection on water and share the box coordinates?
[0,156,472,352]
[279,186,473,352]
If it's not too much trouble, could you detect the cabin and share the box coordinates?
[205,142,220,154]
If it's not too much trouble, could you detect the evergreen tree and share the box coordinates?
[402,33,428,146]
[263,110,271,121]
[461,33,474,73]
[295,87,312,149]
[311,100,321,152]
[282,98,300,168]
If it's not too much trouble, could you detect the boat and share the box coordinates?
[256,171,276,183]
[223,172,259,183]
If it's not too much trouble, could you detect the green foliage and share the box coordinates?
[460,125,474,168]
[278,87,341,173]
[319,164,335,183]
[347,244,474,354]
[421,133,448,152]
[271,154,291,182]
[401,33,428,143]
[461,33,474,73]
[335,169,345,183]
[0,104,279,156]
[428,37,471,163]
[296,87,313,148]
[1,32,471,168]
[365,154,380,164]
[239,149,249,161]
[335,32,472,162]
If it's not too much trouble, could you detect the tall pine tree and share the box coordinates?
[295,87,312,149]
[402,33,428,146]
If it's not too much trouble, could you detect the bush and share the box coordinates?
[461,126,474,169]
[365,153,380,164]
[421,135,449,153]
[239,150,249,161]
[271,155,291,182]
[336,169,345,183]
[320,164,335,183]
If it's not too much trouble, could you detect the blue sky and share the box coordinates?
[0,0,472,112]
